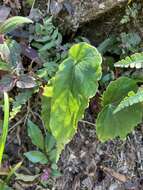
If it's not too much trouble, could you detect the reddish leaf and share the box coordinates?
[20,44,41,64]
[16,75,36,89]
[0,74,16,92]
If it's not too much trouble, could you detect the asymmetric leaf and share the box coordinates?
[96,103,142,141]
[96,77,142,141]
[49,42,102,158]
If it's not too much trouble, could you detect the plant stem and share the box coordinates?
[0,92,9,166]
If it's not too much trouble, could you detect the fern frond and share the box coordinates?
[114,90,143,114]
[114,52,143,68]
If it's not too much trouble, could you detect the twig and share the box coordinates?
[9,117,25,132]
[79,120,96,127]
[33,111,47,135]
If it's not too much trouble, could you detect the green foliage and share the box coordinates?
[96,103,142,142]
[0,180,12,190]
[41,86,53,131]
[43,42,102,158]
[27,120,44,150]
[24,151,48,164]
[0,16,33,34]
[0,61,11,71]
[31,17,69,81]
[114,90,143,113]
[102,77,138,107]
[114,52,143,68]
[96,77,142,141]
[45,133,56,154]
[0,92,9,165]
[10,90,34,119]
[26,120,59,176]
[2,13,143,187]
[98,32,141,56]
[98,37,117,55]
[119,32,141,54]
[120,3,141,24]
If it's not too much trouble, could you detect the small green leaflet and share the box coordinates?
[96,77,142,141]
[114,90,143,113]
[27,120,44,150]
[24,151,48,164]
[114,52,143,68]
[48,42,102,158]
[0,16,33,34]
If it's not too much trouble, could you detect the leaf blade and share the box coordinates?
[0,16,33,34]
[27,120,44,150]
[49,42,102,158]
[24,151,48,164]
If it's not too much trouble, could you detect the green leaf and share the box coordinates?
[27,120,44,150]
[45,132,56,153]
[0,61,11,71]
[49,149,57,163]
[114,52,143,68]
[114,90,143,113]
[96,77,142,141]
[0,180,12,190]
[51,169,61,177]
[49,42,102,158]
[41,86,53,131]
[0,16,33,34]
[96,104,142,141]
[98,37,117,54]
[0,92,9,165]
[102,77,138,107]
[24,151,48,164]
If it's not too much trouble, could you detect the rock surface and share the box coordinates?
[50,0,128,32]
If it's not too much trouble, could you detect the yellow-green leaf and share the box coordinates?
[49,42,102,158]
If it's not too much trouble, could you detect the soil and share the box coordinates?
[55,110,143,190]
